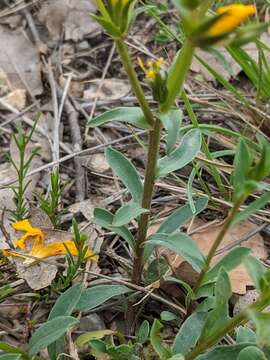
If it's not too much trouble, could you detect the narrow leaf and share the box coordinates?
[106,147,143,203]
[157,129,201,178]
[150,320,171,359]
[29,316,79,357]
[156,109,183,154]
[203,247,251,284]
[76,285,131,312]
[233,191,270,225]
[113,202,148,227]
[158,197,208,234]
[0,356,21,360]
[147,232,205,272]
[87,107,151,129]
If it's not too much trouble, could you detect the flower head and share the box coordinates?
[208,4,256,37]
[137,57,164,81]
[3,220,96,264]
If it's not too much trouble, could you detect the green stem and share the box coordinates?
[115,39,155,127]
[160,40,194,113]
[185,290,270,360]
[132,118,162,285]
[192,195,245,295]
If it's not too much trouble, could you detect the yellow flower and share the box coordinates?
[137,57,164,81]
[3,220,96,264]
[208,4,256,37]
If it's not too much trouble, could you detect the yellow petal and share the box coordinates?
[27,240,97,263]
[2,249,28,260]
[208,4,256,37]
[12,219,44,249]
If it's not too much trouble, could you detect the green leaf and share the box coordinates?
[150,319,171,359]
[28,316,79,357]
[0,343,27,360]
[157,197,208,234]
[47,284,83,360]
[168,356,184,360]
[200,269,231,341]
[106,147,143,203]
[48,283,83,319]
[233,191,270,225]
[145,256,169,285]
[112,202,148,227]
[233,139,252,197]
[156,129,201,178]
[76,330,114,347]
[0,356,21,360]
[76,285,131,312]
[203,247,251,284]
[248,311,270,347]
[237,346,267,360]
[236,326,256,343]
[87,107,151,129]
[161,311,178,321]
[173,312,208,355]
[156,109,183,154]
[138,320,150,344]
[197,343,256,360]
[243,256,267,292]
[163,275,194,308]
[147,232,205,272]
[93,208,136,250]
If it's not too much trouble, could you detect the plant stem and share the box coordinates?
[185,290,270,360]
[115,39,155,127]
[132,118,162,285]
[192,195,245,295]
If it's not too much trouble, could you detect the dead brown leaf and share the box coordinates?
[83,79,131,101]
[160,220,267,295]
[38,0,99,42]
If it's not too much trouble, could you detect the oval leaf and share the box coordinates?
[237,346,267,360]
[150,320,171,359]
[29,316,79,357]
[106,147,143,203]
[156,129,201,178]
[76,330,115,348]
[113,202,149,227]
[48,284,83,360]
[93,208,136,249]
[148,232,205,272]
[49,283,83,320]
[76,285,131,312]
[197,343,256,360]
[173,312,208,355]
[87,107,151,129]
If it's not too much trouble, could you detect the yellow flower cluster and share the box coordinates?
[208,4,256,37]
[3,220,96,264]
[137,57,164,81]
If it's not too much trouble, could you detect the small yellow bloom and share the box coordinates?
[137,57,164,81]
[208,4,256,37]
[3,220,96,264]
